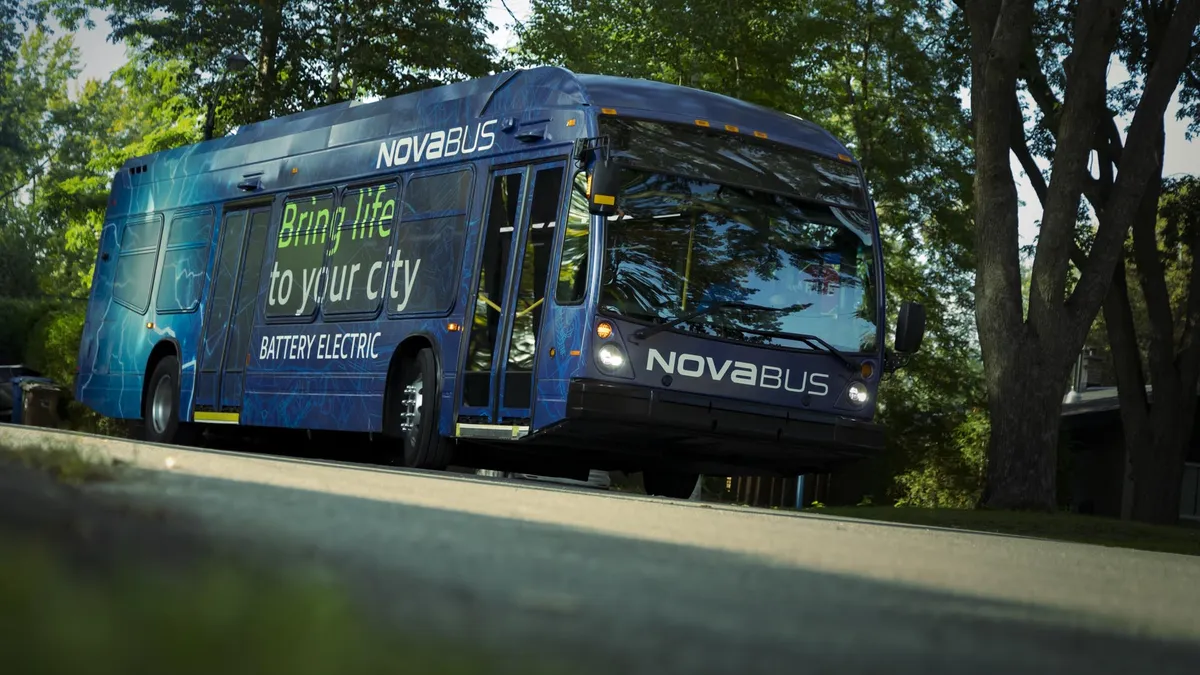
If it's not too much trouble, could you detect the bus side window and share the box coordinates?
[156,211,214,313]
[555,171,590,305]
[113,215,164,314]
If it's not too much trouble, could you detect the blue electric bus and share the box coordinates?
[75,66,925,497]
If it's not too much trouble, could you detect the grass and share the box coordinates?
[813,505,1200,557]
[0,433,564,675]
[0,531,546,675]
[0,436,121,485]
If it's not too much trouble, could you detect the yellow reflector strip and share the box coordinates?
[753,131,768,139]
[570,350,581,356]
[195,411,240,424]
[593,194,615,205]
[695,119,710,127]
[601,107,617,115]
[724,124,739,132]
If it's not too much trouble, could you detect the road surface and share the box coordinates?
[6,425,1200,674]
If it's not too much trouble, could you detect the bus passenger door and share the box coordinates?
[459,160,566,433]
[192,205,271,424]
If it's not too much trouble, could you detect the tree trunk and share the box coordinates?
[258,0,284,120]
[978,345,1067,510]
[1131,419,1190,524]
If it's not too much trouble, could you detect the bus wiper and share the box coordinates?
[717,325,857,372]
[632,301,811,340]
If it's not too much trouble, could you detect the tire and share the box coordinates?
[385,348,453,470]
[642,470,701,499]
[143,355,194,445]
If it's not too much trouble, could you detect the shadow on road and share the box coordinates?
[96,465,1200,675]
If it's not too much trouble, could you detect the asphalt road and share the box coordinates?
[8,425,1200,674]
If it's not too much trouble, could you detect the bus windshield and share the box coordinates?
[598,170,879,354]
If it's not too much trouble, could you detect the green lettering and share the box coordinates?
[353,190,366,240]
[299,206,311,246]
[379,194,395,237]
[281,203,297,247]
[315,206,330,246]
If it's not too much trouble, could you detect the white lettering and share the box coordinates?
[809,372,830,397]
[278,269,293,306]
[731,362,757,386]
[784,369,807,393]
[760,365,783,390]
[677,354,704,377]
[706,357,731,381]
[646,348,676,374]
[366,261,383,300]
[374,120,500,170]
[259,336,269,360]
[640,348,831,397]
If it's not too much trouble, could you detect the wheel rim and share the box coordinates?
[151,376,172,435]
[400,372,424,445]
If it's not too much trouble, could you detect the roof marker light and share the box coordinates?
[567,119,577,127]
[725,124,739,132]
[753,131,768,139]
[695,119,710,127]
[601,107,617,115]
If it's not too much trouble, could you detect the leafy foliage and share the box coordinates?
[103,0,503,135]
[518,0,984,505]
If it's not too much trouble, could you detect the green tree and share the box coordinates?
[517,0,987,504]
[960,0,1200,511]
[101,0,502,135]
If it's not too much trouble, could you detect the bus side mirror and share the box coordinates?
[588,157,621,216]
[894,301,926,354]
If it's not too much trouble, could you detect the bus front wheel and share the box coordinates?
[386,347,453,470]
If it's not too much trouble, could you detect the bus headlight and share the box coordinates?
[596,343,627,374]
[847,382,870,406]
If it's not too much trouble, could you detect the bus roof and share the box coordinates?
[119,67,856,176]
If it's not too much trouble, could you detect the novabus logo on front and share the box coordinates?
[375,120,497,169]
[645,348,830,396]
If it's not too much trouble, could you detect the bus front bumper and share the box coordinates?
[561,379,883,473]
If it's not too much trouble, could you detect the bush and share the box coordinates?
[0,298,65,365]
[893,408,988,508]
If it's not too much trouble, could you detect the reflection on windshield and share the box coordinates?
[600,117,868,210]
[599,171,878,353]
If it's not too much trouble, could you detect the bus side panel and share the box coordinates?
[76,219,123,418]
[240,318,463,432]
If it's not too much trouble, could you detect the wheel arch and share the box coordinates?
[141,338,181,418]
[382,333,442,436]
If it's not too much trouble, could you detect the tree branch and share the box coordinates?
[1129,137,1176,382]
[1011,96,1049,204]
[1104,255,1153,443]
[1068,0,1200,332]
[967,0,1036,339]
[1028,0,1124,342]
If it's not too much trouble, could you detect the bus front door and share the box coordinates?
[192,205,271,425]
[459,160,566,437]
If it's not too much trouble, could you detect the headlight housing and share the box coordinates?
[596,343,627,374]
[847,381,870,406]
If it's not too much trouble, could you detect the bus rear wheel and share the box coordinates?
[642,470,701,500]
[386,348,452,470]
[142,355,194,445]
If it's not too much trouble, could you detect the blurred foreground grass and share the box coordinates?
[0,532,524,675]
[0,435,120,485]
[0,434,560,675]
[816,506,1200,557]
